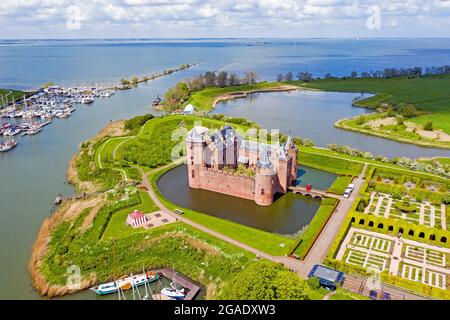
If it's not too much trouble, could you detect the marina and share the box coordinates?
[0,85,115,151]
[91,268,200,300]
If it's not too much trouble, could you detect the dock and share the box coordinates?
[154,268,201,300]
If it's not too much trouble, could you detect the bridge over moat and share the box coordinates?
[288,186,342,200]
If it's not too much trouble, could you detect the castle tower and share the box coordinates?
[276,144,290,193]
[254,147,275,206]
[186,126,208,189]
[285,136,298,186]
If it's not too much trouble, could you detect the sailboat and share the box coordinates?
[160,268,186,300]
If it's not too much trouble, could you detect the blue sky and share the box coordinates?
[1,0,450,39]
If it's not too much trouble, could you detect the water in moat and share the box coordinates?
[156,164,337,235]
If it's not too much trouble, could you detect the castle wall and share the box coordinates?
[198,168,256,201]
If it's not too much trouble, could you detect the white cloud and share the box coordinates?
[0,0,449,38]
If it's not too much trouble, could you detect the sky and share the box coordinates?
[1,0,450,39]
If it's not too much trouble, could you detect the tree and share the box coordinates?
[276,73,284,82]
[242,71,258,85]
[120,78,130,86]
[306,277,320,290]
[351,71,358,78]
[218,261,311,300]
[400,104,417,118]
[163,82,190,111]
[216,71,228,87]
[424,121,433,131]
[131,76,139,86]
[272,271,310,300]
[285,71,294,82]
[228,73,240,86]
[203,71,217,87]
[297,71,313,81]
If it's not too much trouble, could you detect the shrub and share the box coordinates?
[423,121,433,131]
[307,277,321,290]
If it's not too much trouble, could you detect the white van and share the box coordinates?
[343,183,355,198]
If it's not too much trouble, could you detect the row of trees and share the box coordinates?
[186,70,259,91]
[276,71,313,82]
[163,71,260,111]
[276,64,450,82]
[326,143,450,178]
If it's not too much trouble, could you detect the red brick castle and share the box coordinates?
[186,125,298,206]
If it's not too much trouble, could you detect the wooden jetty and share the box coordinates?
[154,267,201,300]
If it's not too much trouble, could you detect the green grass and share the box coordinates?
[102,191,159,240]
[0,88,32,104]
[328,176,354,195]
[337,112,450,149]
[188,81,290,111]
[299,148,364,176]
[302,75,450,134]
[293,198,338,259]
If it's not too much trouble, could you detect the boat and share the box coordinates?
[81,96,94,104]
[3,127,21,136]
[0,138,18,152]
[161,281,186,300]
[152,95,162,106]
[93,271,160,295]
[27,126,43,135]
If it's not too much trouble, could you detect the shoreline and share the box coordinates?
[211,84,300,109]
[334,116,450,151]
[28,120,128,297]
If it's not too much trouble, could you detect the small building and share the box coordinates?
[308,264,345,290]
[126,210,148,228]
[183,104,195,115]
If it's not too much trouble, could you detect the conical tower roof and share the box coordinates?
[256,145,273,169]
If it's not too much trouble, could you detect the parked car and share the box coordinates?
[369,290,378,300]
[343,183,355,198]
[382,292,391,300]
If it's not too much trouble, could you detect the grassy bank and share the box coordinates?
[188,82,298,112]
[300,75,450,147]
[292,198,339,259]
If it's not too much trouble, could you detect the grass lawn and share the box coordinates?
[299,148,364,176]
[188,82,289,111]
[102,191,159,240]
[293,198,338,259]
[301,75,450,134]
[0,88,32,103]
[328,176,354,195]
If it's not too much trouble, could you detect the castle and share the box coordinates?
[186,125,298,206]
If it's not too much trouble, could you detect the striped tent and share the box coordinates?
[126,210,147,228]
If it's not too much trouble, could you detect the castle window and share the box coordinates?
[261,188,265,195]
[191,170,195,178]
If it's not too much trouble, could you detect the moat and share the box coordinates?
[157,164,336,234]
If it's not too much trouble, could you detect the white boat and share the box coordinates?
[0,139,18,152]
[81,96,94,104]
[3,127,21,136]
[161,281,186,300]
[161,286,185,300]
[27,126,43,135]
[92,271,160,296]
